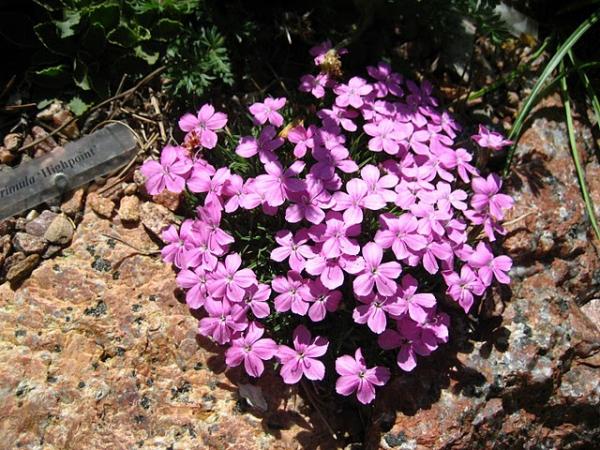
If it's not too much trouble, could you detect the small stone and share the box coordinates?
[25,210,39,221]
[140,202,178,238]
[42,245,62,259]
[123,183,137,196]
[6,254,40,282]
[13,232,47,254]
[15,218,28,231]
[581,299,600,332]
[27,126,57,154]
[25,210,58,237]
[38,101,79,139]
[60,188,85,217]
[0,219,15,236]
[152,190,181,212]
[88,193,115,218]
[0,148,15,164]
[3,133,22,152]
[44,214,74,245]
[118,196,140,222]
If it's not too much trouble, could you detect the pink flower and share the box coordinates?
[395,274,437,323]
[140,145,191,195]
[444,265,485,313]
[242,283,271,318]
[287,124,315,158]
[334,77,372,109]
[317,106,359,132]
[353,292,405,334]
[367,61,403,98]
[335,348,390,404]
[375,213,428,260]
[277,325,328,384]
[360,164,399,202]
[363,119,412,154]
[285,176,333,225]
[176,266,208,309]
[249,97,286,127]
[307,280,341,322]
[187,167,230,205]
[272,271,313,315]
[198,299,248,345]
[225,322,277,377]
[314,213,361,258]
[471,125,512,150]
[311,145,359,179]
[299,73,330,98]
[353,242,402,296]
[161,221,198,269]
[255,161,306,207]
[196,202,234,253]
[468,242,512,286]
[378,318,431,371]
[236,126,284,163]
[178,104,228,149]
[471,174,514,220]
[305,252,364,289]
[207,253,257,302]
[332,178,386,224]
[270,229,314,272]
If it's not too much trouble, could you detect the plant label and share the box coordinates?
[0,123,136,220]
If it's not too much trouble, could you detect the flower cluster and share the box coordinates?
[141,41,513,405]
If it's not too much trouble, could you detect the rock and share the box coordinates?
[0,206,332,449]
[0,148,15,164]
[60,188,85,217]
[3,133,22,152]
[0,235,12,269]
[581,299,600,332]
[366,98,600,449]
[42,245,63,259]
[6,254,40,282]
[152,190,181,212]
[122,183,137,196]
[25,210,39,221]
[25,210,58,237]
[0,219,15,236]
[23,126,58,154]
[37,101,79,139]
[87,193,115,218]
[118,196,140,222]
[140,202,179,238]
[15,218,28,231]
[44,214,74,245]
[13,232,47,254]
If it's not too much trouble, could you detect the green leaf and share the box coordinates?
[81,22,106,55]
[106,23,139,47]
[34,21,75,56]
[34,64,68,78]
[54,10,81,38]
[86,2,120,30]
[504,9,600,175]
[37,98,55,110]
[155,18,182,41]
[134,45,159,65]
[559,60,600,241]
[68,97,90,116]
[73,59,91,90]
[32,64,70,88]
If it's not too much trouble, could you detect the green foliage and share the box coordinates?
[452,0,509,45]
[164,25,234,98]
[29,0,232,103]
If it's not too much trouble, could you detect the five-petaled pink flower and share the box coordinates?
[277,325,329,384]
[179,104,228,149]
[249,97,287,127]
[353,242,402,296]
[471,125,512,151]
[207,253,257,302]
[140,145,190,195]
[335,348,390,404]
[225,322,278,377]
